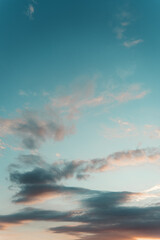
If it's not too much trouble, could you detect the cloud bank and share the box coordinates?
[8,147,160,203]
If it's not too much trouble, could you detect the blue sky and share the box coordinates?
[1,1,160,240]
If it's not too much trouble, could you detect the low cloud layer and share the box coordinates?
[49,190,160,240]
[1,190,160,240]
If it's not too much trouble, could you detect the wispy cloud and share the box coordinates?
[114,27,126,40]
[111,84,148,103]
[114,10,131,40]
[103,119,137,139]
[113,7,143,48]
[51,81,104,119]
[123,39,143,48]
[25,1,37,20]
[26,4,35,19]
[0,81,148,150]
[52,82,148,119]
[19,90,28,96]
[103,120,160,140]
[18,90,37,97]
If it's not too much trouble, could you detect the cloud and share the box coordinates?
[51,81,104,120]
[0,119,20,137]
[1,189,160,240]
[123,39,143,48]
[56,153,61,157]
[113,7,143,48]
[18,90,37,97]
[19,90,28,96]
[144,184,160,193]
[26,4,35,19]
[52,82,148,119]
[0,110,74,150]
[0,139,5,150]
[0,207,73,229]
[114,27,126,40]
[0,81,148,150]
[114,10,131,40]
[112,84,148,103]
[12,184,95,204]
[103,120,160,140]
[107,148,160,166]
[8,147,160,203]
[49,190,160,240]
[9,154,101,203]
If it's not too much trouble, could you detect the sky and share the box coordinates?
[1,0,160,239]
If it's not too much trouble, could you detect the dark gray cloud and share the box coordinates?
[8,149,160,204]
[0,207,72,228]
[9,154,101,203]
[1,190,160,239]
[9,155,109,183]
[12,184,95,203]
[49,191,160,240]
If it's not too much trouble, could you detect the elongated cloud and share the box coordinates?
[1,190,160,240]
[49,190,160,240]
[9,148,160,203]
[52,83,148,118]
[113,7,144,50]
[111,84,148,103]
[51,81,104,119]
[123,39,143,48]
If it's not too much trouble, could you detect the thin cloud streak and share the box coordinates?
[123,39,143,48]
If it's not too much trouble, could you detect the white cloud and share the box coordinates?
[123,39,143,48]
[26,4,35,19]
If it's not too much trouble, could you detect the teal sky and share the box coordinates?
[1,1,160,240]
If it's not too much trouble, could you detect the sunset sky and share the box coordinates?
[1,0,160,239]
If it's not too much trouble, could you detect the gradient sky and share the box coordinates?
[1,0,160,239]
